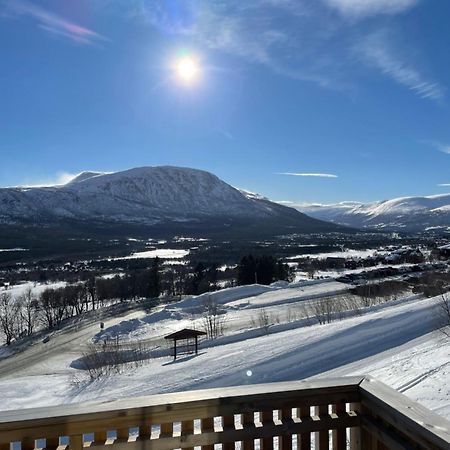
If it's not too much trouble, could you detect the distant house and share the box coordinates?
[438,244,450,259]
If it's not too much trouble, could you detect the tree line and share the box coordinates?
[0,254,292,346]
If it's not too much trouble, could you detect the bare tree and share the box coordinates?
[311,297,334,325]
[202,296,226,339]
[437,294,450,338]
[17,287,38,336]
[0,293,19,345]
[258,308,272,334]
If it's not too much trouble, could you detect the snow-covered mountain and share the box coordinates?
[297,193,450,232]
[0,166,344,233]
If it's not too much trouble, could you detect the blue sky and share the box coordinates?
[1,0,449,203]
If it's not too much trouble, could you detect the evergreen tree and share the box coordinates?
[238,254,293,286]
[148,257,161,298]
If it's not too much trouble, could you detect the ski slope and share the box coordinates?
[0,280,448,421]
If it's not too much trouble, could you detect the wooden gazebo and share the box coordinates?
[164,328,207,360]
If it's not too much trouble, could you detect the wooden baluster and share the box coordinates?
[299,406,311,450]
[116,428,129,445]
[349,403,361,450]
[278,408,292,450]
[222,415,235,450]
[138,424,151,441]
[201,417,215,450]
[69,435,83,450]
[314,405,328,450]
[181,419,195,450]
[241,412,255,450]
[261,411,273,450]
[93,431,107,446]
[160,421,173,450]
[331,404,346,450]
[21,438,35,450]
[45,437,60,450]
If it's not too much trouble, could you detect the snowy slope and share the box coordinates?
[299,193,450,231]
[0,166,343,233]
[0,281,449,421]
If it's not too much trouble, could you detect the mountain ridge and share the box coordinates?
[297,193,450,231]
[0,166,347,235]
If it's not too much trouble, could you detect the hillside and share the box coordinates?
[0,281,448,419]
[298,193,450,232]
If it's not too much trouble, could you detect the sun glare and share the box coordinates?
[175,56,198,83]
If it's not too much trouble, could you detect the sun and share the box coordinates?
[175,56,198,83]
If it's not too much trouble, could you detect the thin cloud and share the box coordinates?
[438,183,450,187]
[422,140,450,154]
[3,0,107,45]
[356,30,444,102]
[18,172,78,188]
[276,172,338,178]
[131,0,342,89]
[124,1,437,99]
[214,128,234,141]
[324,0,418,18]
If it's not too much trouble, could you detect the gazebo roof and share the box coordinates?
[164,328,207,340]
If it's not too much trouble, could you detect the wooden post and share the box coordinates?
[279,408,292,450]
[181,419,194,450]
[349,403,361,450]
[360,406,373,450]
[201,417,215,450]
[242,412,255,450]
[195,336,198,355]
[174,339,177,360]
[299,406,311,450]
[332,404,346,450]
[222,415,235,450]
[314,405,329,450]
[261,411,274,450]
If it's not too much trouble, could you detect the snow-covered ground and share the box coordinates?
[113,249,190,260]
[0,280,448,421]
[285,248,387,260]
[0,281,67,299]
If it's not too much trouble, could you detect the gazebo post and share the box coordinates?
[165,329,207,361]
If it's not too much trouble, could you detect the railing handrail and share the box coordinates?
[359,376,450,449]
[0,375,449,450]
[0,377,362,437]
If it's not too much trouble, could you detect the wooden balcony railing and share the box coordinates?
[1,376,449,450]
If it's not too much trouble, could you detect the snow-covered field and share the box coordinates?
[114,249,190,260]
[0,280,448,421]
[285,248,387,260]
[0,281,67,299]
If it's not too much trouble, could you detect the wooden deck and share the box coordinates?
[0,376,449,450]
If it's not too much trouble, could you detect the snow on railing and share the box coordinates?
[0,376,449,450]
